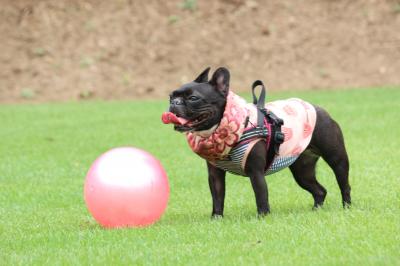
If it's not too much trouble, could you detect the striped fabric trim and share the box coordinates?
[240,127,269,143]
[266,156,298,175]
[214,126,298,177]
[215,143,248,176]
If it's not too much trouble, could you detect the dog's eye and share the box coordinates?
[169,95,177,104]
[188,96,199,101]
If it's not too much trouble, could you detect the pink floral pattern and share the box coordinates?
[267,98,316,158]
[186,92,247,162]
[283,105,298,116]
[303,123,313,138]
[214,117,240,152]
[291,145,303,156]
[281,126,293,142]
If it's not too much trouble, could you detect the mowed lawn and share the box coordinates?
[1,88,399,265]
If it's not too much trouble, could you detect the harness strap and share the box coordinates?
[252,80,267,127]
[251,80,286,170]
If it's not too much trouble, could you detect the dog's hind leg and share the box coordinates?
[319,139,351,208]
[323,152,351,208]
[311,106,351,208]
[289,152,327,208]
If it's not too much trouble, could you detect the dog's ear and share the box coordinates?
[210,67,230,96]
[193,67,211,83]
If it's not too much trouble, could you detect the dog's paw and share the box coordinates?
[343,201,352,209]
[211,214,223,220]
[312,202,324,211]
[257,210,270,218]
[312,206,323,211]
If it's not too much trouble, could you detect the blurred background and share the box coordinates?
[1,0,399,103]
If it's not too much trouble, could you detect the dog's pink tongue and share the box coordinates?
[161,112,189,125]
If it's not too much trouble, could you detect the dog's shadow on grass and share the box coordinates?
[162,204,354,225]
[79,204,355,230]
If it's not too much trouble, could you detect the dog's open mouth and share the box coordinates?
[161,112,210,131]
[161,112,189,125]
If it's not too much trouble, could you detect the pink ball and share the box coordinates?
[84,147,169,228]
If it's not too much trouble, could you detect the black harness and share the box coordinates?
[251,80,285,169]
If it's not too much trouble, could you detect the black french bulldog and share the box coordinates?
[163,67,351,218]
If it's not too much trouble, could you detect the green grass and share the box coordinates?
[1,87,399,265]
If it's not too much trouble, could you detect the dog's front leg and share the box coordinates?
[248,170,270,216]
[207,162,226,218]
[246,141,270,216]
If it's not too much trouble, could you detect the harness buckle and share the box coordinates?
[274,131,285,145]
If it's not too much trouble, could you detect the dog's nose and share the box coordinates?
[171,98,183,106]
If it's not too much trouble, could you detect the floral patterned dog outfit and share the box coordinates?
[186,91,317,176]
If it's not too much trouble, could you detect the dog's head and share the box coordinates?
[162,67,230,132]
